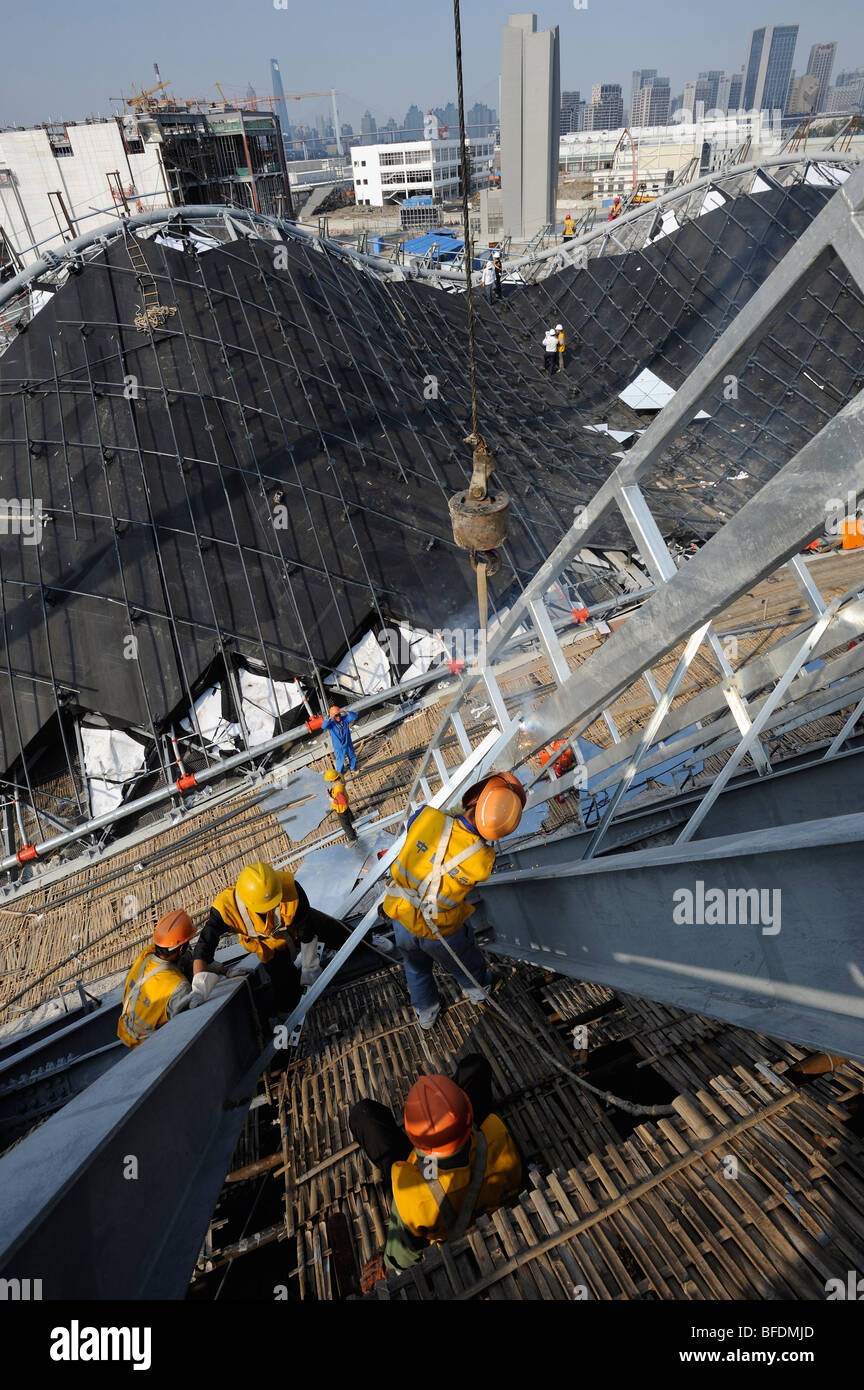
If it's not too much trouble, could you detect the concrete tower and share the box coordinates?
[500,13,560,241]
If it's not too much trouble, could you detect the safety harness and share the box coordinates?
[391,815,482,930]
[119,954,176,1044]
[416,1128,489,1240]
[234,893,297,960]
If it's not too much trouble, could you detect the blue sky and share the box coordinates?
[2,0,861,129]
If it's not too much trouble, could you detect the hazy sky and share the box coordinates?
[1,0,861,130]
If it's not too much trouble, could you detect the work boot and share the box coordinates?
[414,1001,441,1030]
[462,984,488,1004]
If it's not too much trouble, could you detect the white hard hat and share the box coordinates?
[555,324,563,331]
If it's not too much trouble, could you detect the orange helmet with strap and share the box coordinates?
[404,1075,473,1156]
[153,910,195,950]
[462,771,526,841]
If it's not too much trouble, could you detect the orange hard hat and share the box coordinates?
[329,705,342,718]
[404,1075,473,1157]
[473,772,526,841]
[153,909,195,950]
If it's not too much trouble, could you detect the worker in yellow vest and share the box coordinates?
[381,772,526,1028]
[562,212,575,239]
[350,1054,522,1279]
[193,861,350,1016]
[324,767,357,843]
[117,910,195,1049]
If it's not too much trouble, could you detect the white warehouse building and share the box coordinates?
[352,137,494,206]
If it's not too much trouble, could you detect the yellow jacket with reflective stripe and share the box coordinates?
[381,806,495,938]
[213,874,299,963]
[390,1114,522,1243]
[117,945,189,1049]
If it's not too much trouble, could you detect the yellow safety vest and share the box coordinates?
[382,807,495,938]
[329,780,349,813]
[117,945,189,1049]
[557,330,566,352]
[391,1114,522,1243]
[212,875,300,963]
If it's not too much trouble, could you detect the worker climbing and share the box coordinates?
[193,860,351,1018]
[324,767,357,843]
[349,1054,523,1279]
[322,704,358,773]
[381,771,526,1027]
[117,910,197,1049]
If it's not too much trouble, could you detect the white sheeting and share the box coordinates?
[699,189,726,215]
[645,211,679,244]
[325,630,392,696]
[181,673,306,750]
[584,423,637,443]
[80,724,146,817]
[618,368,676,411]
[751,175,772,194]
[398,623,448,681]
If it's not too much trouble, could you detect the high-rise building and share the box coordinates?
[742,25,798,112]
[560,90,583,134]
[631,77,670,126]
[270,58,290,145]
[825,71,864,113]
[631,69,657,114]
[467,102,496,137]
[806,43,837,113]
[360,110,378,145]
[715,70,745,112]
[402,105,424,139]
[583,83,623,131]
[682,76,714,118]
[787,74,820,115]
[500,12,560,240]
[382,117,399,143]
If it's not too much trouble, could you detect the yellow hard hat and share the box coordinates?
[236,861,282,914]
[324,769,339,782]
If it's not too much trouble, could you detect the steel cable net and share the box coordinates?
[0,174,861,849]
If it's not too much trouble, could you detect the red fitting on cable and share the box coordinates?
[176,773,197,792]
[16,844,38,864]
[446,658,465,675]
[573,607,590,624]
[305,715,324,733]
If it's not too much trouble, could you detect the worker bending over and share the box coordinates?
[325,767,357,843]
[350,1054,522,1277]
[117,910,196,1048]
[381,772,526,1028]
[322,705,358,773]
[193,861,350,1017]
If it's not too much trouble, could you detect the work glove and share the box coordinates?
[190,971,220,1004]
[299,937,323,987]
[360,1255,386,1294]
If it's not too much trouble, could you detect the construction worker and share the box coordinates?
[481,257,496,305]
[325,767,357,843]
[349,1053,523,1277]
[117,910,195,1049]
[322,704,358,773]
[562,212,575,239]
[193,861,350,1016]
[608,195,622,221]
[554,323,566,374]
[381,772,526,1028]
[541,325,558,372]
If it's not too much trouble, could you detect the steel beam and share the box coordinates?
[0,962,262,1299]
[481,813,864,1061]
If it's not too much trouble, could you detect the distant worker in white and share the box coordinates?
[541,325,558,372]
[381,773,526,1028]
[482,258,497,305]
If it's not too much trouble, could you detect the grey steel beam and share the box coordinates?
[481,813,864,1062]
[0,963,262,1299]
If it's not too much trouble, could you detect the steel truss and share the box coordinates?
[272,160,864,1059]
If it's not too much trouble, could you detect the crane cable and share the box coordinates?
[452,0,490,637]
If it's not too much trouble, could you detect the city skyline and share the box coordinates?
[2,0,862,131]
